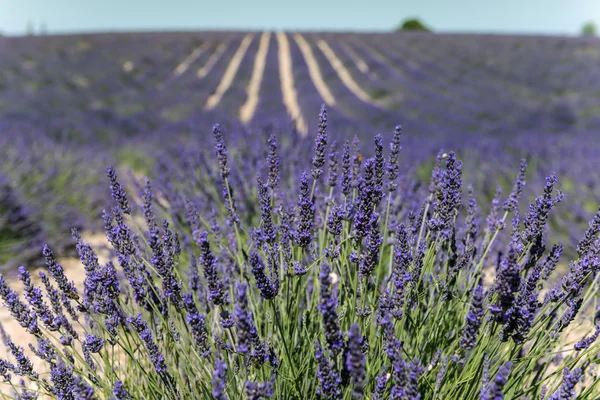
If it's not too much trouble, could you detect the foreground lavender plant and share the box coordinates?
[0,111,599,400]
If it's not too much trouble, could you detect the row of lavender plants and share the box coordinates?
[0,107,599,399]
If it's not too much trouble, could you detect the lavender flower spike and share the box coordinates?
[107,165,131,215]
[459,285,485,350]
[312,104,328,180]
[346,324,367,399]
[318,263,343,355]
[480,361,512,400]
[212,357,228,400]
[503,158,527,213]
[549,368,582,400]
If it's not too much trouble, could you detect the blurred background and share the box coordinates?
[0,0,599,270]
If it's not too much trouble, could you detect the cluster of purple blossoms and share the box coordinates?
[249,252,279,300]
[480,361,512,400]
[312,104,328,180]
[197,231,227,306]
[315,340,342,400]
[318,262,343,355]
[294,171,315,249]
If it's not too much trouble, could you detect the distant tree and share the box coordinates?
[40,22,48,35]
[582,21,597,36]
[397,18,431,32]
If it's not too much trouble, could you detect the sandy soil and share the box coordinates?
[276,32,307,136]
[196,42,228,79]
[158,41,211,89]
[317,39,386,108]
[293,34,337,107]
[205,33,255,111]
[340,42,370,75]
[239,32,271,124]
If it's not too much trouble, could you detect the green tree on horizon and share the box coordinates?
[582,21,597,36]
[397,18,432,32]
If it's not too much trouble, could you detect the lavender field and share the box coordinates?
[1,30,600,399]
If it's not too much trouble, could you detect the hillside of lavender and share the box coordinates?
[1,31,598,267]
[1,30,600,399]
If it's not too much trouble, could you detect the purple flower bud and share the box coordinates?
[327,141,338,188]
[113,380,132,399]
[387,125,402,192]
[548,367,582,400]
[315,340,342,399]
[503,159,527,213]
[266,133,280,190]
[312,104,328,180]
[107,166,131,215]
[249,252,279,300]
[575,326,600,351]
[346,324,367,399]
[294,171,315,248]
[480,361,512,400]
[43,245,78,300]
[318,263,343,355]
[460,285,485,350]
[198,232,227,306]
[213,124,230,179]
[183,292,210,357]
[341,140,352,196]
[212,357,227,400]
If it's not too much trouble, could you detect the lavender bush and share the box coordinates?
[0,108,599,399]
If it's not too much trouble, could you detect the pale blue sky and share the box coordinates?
[0,0,598,36]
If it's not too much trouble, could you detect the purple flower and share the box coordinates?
[294,171,315,249]
[249,252,279,300]
[198,232,227,306]
[254,175,276,246]
[327,142,338,188]
[0,276,39,336]
[548,367,582,400]
[113,381,132,399]
[183,292,210,357]
[503,158,527,213]
[480,361,512,400]
[245,375,275,400]
[83,333,104,353]
[326,202,344,237]
[0,359,14,381]
[213,123,230,179]
[266,133,280,190]
[234,283,262,359]
[50,362,75,400]
[43,245,78,300]
[318,263,343,355]
[312,104,328,180]
[428,152,462,239]
[373,133,385,203]
[341,140,352,196]
[18,267,57,331]
[577,207,600,257]
[386,125,402,191]
[127,313,171,382]
[346,324,367,399]
[574,326,600,350]
[353,158,377,239]
[212,357,227,400]
[372,367,389,400]
[358,213,383,278]
[521,173,563,245]
[106,166,131,215]
[460,285,485,350]
[315,340,342,400]
[7,341,37,379]
[490,234,522,323]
